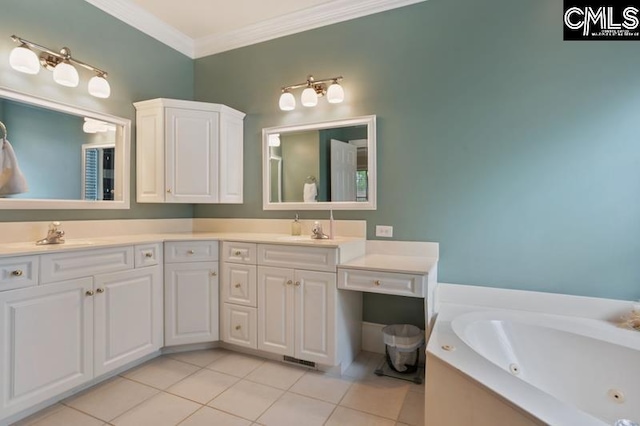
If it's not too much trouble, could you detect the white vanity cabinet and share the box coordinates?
[164,241,219,346]
[0,244,163,421]
[221,242,258,349]
[134,98,245,204]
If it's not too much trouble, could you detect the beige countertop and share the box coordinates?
[338,253,438,275]
[0,232,364,258]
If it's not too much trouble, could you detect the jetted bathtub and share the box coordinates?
[427,306,640,426]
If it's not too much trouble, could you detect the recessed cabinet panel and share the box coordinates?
[165,241,219,263]
[136,110,164,203]
[0,256,38,291]
[165,262,219,346]
[222,304,256,349]
[338,268,425,297]
[258,244,337,272]
[93,267,163,376]
[40,247,134,284]
[222,263,257,307]
[219,116,244,203]
[0,278,93,418]
[257,266,294,356]
[222,241,256,264]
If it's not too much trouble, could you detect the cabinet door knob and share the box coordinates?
[85,290,94,296]
[374,280,381,286]
[211,271,217,277]
[96,288,105,293]
[11,270,23,277]
[235,325,242,330]
[294,281,301,287]
[286,280,293,285]
[167,189,172,193]
[234,283,241,288]
[145,252,153,258]
[187,249,195,255]
[234,250,242,256]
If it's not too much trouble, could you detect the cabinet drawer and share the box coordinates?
[222,263,257,307]
[258,244,337,272]
[222,304,257,349]
[222,241,257,264]
[165,241,218,263]
[41,247,134,284]
[338,268,426,297]
[0,256,39,291]
[135,244,162,268]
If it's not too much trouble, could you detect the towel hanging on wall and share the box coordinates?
[0,138,29,196]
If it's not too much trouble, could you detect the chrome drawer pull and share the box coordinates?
[86,290,94,296]
[11,270,23,277]
[235,325,241,330]
[145,252,153,258]
[211,271,217,277]
[286,280,293,285]
[234,283,241,288]
[374,280,381,286]
[96,288,105,293]
[294,281,301,287]
[234,250,242,256]
[187,249,195,255]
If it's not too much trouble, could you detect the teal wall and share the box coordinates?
[194,0,640,325]
[0,0,194,221]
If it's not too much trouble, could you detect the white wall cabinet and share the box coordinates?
[164,241,219,346]
[0,244,163,421]
[134,98,245,204]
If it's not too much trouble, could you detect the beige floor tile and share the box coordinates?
[179,406,251,426]
[167,368,239,404]
[206,352,264,378]
[398,390,425,425]
[166,348,228,367]
[63,377,158,421]
[256,393,335,426]
[289,371,353,404]
[344,351,385,380]
[340,376,410,420]
[325,406,396,426]
[208,380,283,421]
[245,361,305,390]
[122,357,199,389]
[111,392,200,426]
[14,404,104,426]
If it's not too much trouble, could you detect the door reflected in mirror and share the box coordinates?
[0,87,130,209]
[263,115,376,211]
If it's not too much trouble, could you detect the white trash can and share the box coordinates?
[382,324,424,373]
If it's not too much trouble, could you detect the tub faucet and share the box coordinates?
[36,221,65,245]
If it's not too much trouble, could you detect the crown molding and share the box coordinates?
[85,0,426,59]
[84,0,194,58]
[194,0,427,58]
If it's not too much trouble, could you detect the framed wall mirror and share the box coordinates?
[262,115,376,210]
[0,87,130,209]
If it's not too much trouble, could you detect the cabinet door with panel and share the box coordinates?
[0,278,93,419]
[165,108,220,203]
[165,262,219,346]
[222,304,257,349]
[93,266,163,376]
[257,266,294,356]
[294,270,336,365]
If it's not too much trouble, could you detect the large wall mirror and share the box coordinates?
[263,115,376,210]
[0,87,130,209]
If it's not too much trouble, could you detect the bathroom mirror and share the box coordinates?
[0,87,130,209]
[262,115,376,210]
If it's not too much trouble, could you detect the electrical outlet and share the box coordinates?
[375,225,393,238]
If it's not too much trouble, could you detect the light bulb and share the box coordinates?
[88,75,111,98]
[327,82,344,104]
[53,61,79,87]
[9,45,40,75]
[301,87,318,107]
[279,92,295,111]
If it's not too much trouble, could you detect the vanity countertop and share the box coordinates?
[0,232,364,258]
[338,253,438,275]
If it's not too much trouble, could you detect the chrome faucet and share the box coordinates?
[311,221,329,239]
[36,221,65,245]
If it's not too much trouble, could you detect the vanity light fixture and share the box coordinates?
[9,35,111,99]
[279,75,344,111]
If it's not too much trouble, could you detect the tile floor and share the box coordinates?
[15,349,424,426]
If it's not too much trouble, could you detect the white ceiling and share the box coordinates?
[85,0,426,58]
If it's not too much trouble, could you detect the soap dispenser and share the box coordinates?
[291,213,301,236]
